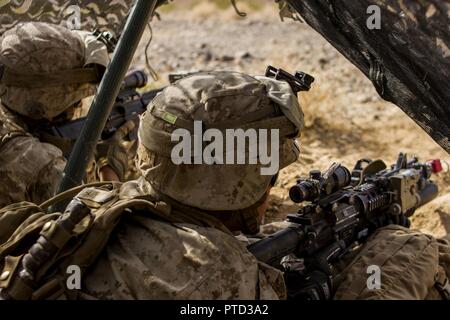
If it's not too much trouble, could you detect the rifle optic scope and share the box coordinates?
[289,165,351,203]
[121,70,148,91]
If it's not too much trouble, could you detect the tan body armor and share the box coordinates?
[0,180,286,300]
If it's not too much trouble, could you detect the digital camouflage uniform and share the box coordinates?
[0,22,109,207]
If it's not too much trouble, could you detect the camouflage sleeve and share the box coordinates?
[0,135,66,207]
[82,216,286,300]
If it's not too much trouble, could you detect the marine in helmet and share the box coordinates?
[73,71,302,299]
[76,70,450,300]
[0,22,130,207]
[0,65,448,300]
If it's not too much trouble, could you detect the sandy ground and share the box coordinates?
[129,2,450,237]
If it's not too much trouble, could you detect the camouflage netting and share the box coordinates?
[1,0,448,153]
[288,0,450,153]
[0,0,135,36]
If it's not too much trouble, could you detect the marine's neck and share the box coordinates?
[134,177,261,235]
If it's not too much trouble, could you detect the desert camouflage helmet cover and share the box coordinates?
[0,0,137,37]
[138,71,303,211]
[0,22,109,120]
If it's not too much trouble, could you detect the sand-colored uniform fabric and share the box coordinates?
[0,104,65,207]
[81,180,286,300]
[334,225,450,300]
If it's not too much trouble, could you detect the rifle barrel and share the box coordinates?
[247,227,305,265]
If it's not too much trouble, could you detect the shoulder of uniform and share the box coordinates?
[75,183,122,209]
[0,103,30,147]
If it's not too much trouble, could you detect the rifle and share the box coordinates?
[248,153,443,300]
[40,70,164,158]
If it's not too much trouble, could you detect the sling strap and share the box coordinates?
[0,64,102,88]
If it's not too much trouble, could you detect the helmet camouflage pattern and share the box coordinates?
[137,71,304,211]
[0,22,109,120]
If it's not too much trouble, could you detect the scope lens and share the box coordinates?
[289,185,305,203]
[289,181,318,203]
[331,166,351,190]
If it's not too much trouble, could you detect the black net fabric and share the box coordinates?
[289,0,450,153]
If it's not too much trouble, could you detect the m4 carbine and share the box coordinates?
[39,70,164,158]
[248,153,443,300]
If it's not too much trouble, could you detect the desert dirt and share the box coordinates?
[129,1,450,237]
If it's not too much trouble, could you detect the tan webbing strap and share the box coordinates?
[0,213,60,257]
[0,64,102,88]
[0,255,22,289]
[39,181,119,211]
[39,221,72,249]
[26,197,189,300]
